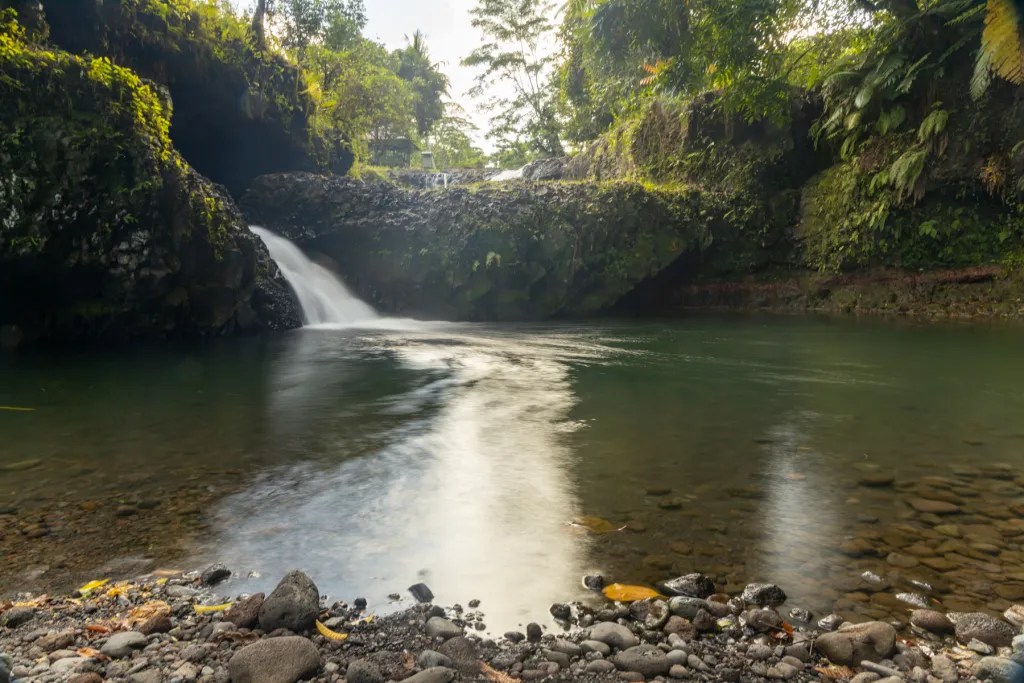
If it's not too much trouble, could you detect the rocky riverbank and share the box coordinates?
[2,567,1023,683]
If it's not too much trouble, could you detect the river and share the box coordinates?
[2,316,1023,631]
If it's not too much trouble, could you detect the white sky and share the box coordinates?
[230,0,527,152]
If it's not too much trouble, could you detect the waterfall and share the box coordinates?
[250,226,378,327]
[490,165,526,182]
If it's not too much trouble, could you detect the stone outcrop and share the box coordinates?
[242,173,758,321]
[0,23,300,346]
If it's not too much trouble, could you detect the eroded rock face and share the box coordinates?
[242,173,752,322]
[0,31,300,345]
[36,0,343,195]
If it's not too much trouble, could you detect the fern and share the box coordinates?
[979,0,1024,85]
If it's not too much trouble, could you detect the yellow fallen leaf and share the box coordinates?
[194,602,232,614]
[315,619,349,641]
[155,578,169,585]
[78,579,110,596]
[480,660,520,683]
[569,516,625,534]
[76,647,106,660]
[601,583,662,602]
[128,600,171,623]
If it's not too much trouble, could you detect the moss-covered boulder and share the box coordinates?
[242,173,764,320]
[25,0,351,195]
[0,19,300,346]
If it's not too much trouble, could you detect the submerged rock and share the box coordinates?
[659,573,716,599]
[741,583,787,606]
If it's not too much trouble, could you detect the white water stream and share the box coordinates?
[250,226,378,326]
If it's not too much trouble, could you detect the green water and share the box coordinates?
[2,316,1023,630]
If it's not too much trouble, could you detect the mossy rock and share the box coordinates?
[0,21,299,345]
[241,173,765,321]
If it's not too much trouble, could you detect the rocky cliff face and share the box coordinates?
[242,173,762,320]
[0,19,300,347]
[26,0,351,195]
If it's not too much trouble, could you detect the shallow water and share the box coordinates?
[2,316,1023,630]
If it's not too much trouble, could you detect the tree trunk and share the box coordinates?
[251,0,268,47]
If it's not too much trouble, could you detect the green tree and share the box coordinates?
[394,31,450,136]
[269,0,366,54]
[427,108,487,168]
[304,40,415,160]
[463,0,564,156]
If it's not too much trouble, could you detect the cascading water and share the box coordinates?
[490,165,526,181]
[250,226,378,326]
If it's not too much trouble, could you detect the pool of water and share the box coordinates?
[2,316,1023,631]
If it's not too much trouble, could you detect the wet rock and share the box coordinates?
[886,552,920,568]
[407,581,436,602]
[910,609,954,634]
[658,497,685,510]
[437,637,480,674]
[101,631,147,659]
[953,612,1016,647]
[767,662,799,680]
[224,593,264,629]
[586,660,616,674]
[418,650,453,669]
[68,674,102,683]
[930,655,958,683]
[200,564,231,586]
[0,656,9,683]
[583,575,605,591]
[631,599,669,630]
[258,571,320,633]
[37,629,75,651]
[663,616,692,637]
[166,584,198,599]
[744,609,782,633]
[526,623,542,643]
[974,657,1024,683]
[0,607,34,629]
[550,639,583,657]
[612,645,671,677]
[788,607,812,623]
[581,640,611,656]
[908,498,960,514]
[691,609,717,633]
[969,639,997,655]
[550,603,571,620]
[667,597,709,619]
[818,614,844,631]
[138,612,172,635]
[659,574,715,599]
[503,631,525,643]
[619,671,645,682]
[741,583,787,606]
[589,622,639,650]
[849,674,880,683]
[859,475,895,487]
[425,617,462,641]
[814,621,897,665]
[347,659,384,683]
[1005,605,1024,629]
[543,649,570,668]
[227,636,321,683]
[404,668,456,683]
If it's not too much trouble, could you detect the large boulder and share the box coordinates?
[953,612,1017,648]
[242,173,752,321]
[814,621,898,665]
[0,20,300,345]
[258,570,320,633]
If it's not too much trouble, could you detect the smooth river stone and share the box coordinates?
[858,475,895,487]
[886,552,920,568]
[908,498,960,514]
